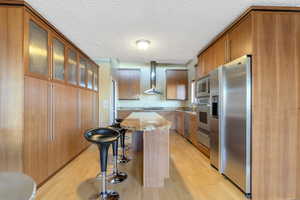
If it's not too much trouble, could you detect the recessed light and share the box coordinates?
[136,39,151,50]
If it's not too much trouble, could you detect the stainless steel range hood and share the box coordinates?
[144,61,162,95]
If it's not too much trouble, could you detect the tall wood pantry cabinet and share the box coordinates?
[0,1,100,185]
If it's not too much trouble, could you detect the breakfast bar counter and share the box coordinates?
[121,112,171,188]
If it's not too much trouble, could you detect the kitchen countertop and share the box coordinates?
[121,112,172,131]
[175,109,197,115]
[118,107,197,115]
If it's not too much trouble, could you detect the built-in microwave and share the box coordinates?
[196,76,210,97]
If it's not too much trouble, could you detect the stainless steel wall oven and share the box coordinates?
[196,76,211,148]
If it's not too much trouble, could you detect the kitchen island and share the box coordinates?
[121,112,171,188]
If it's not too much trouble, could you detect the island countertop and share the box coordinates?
[121,112,172,131]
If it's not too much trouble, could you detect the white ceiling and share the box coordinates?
[26,0,300,64]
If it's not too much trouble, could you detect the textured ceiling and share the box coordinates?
[26,0,300,64]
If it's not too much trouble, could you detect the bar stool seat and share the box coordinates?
[115,118,123,123]
[85,129,119,144]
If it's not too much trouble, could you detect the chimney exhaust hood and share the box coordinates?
[144,61,162,95]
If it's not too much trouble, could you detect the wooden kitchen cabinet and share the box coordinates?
[24,80,92,184]
[196,52,204,78]
[65,86,80,157]
[92,92,100,127]
[79,57,87,88]
[86,62,93,90]
[79,89,94,148]
[205,46,214,75]
[51,83,82,170]
[49,83,67,173]
[196,14,252,79]
[66,48,78,85]
[24,77,50,185]
[175,111,210,158]
[197,35,226,79]
[25,16,50,79]
[214,35,227,67]
[93,64,99,91]
[52,37,66,81]
[197,49,210,78]
[116,69,141,100]
[188,114,198,144]
[0,2,99,185]
[228,14,252,61]
[197,14,252,78]
[166,70,188,100]
[0,6,24,172]
[176,112,185,136]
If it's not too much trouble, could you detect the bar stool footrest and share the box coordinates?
[118,156,131,164]
[108,172,128,184]
[99,190,120,200]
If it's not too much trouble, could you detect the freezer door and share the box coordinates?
[210,117,219,169]
[209,68,221,169]
[221,56,251,194]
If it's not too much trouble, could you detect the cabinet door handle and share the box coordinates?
[48,83,54,141]
[52,84,55,141]
[77,90,81,130]
[48,83,52,141]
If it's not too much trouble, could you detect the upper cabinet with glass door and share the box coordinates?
[67,49,78,85]
[79,57,87,88]
[26,13,98,85]
[93,65,99,91]
[52,38,65,81]
[27,19,49,78]
[86,62,93,90]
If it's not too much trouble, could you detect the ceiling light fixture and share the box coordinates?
[136,39,151,50]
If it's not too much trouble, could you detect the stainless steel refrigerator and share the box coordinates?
[220,55,252,196]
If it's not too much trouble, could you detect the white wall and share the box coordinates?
[97,60,114,127]
[117,62,188,108]
[186,57,197,106]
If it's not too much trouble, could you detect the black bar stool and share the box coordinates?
[84,128,120,200]
[111,119,131,164]
[108,132,128,184]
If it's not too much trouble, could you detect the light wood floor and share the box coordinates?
[36,132,247,200]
